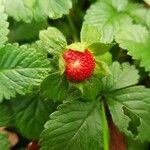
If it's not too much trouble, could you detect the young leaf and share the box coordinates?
[84,0,132,43]
[40,101,103,150]
[106,86,150,142]
[0,102,13,126]
[2,0,72,22]
[0,0,9,48]
[115,25,150,72]
[38,27,67,54]
[102,62,139,91]
[11,93,57,139]
[41,73,69,102]
[0,44,50,102]
[0,133,10,150]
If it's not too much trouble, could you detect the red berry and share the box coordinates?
[63,49,95,82]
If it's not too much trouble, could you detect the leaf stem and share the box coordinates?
[101,101,109,150]
[67,15,79,42]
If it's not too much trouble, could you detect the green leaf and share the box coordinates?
[0,44,50,102]
[106,86,150,142]
[81,24,112,55]
[0,0,9,48]
[38,27,67,54]
[126,2,149,26]
[95,52,112,65]
[11,93,57,139]
[88,43,112,56]
[40,101,103,150]
[84,0,132,43]
[102,62,140,92]
[2,0,72,22]
[8,20,48,43]
[0,133,10,150]
[102,62,150,141]
[81,24,101,45]
[41,73,69,102]
[0,102,13,126]
[94,60,111,77]
[126,137,149,150]
[66,42,86,52]
[146,10,150,29]
[79,76,102,101]
[115,25,150,72]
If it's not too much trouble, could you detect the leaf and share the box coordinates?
[38,27,67,54]
[8,20,48,43]
[102,62,140,92]
[126,2,149,26]
[81,24,101,45]
[76,76,102,101]
[2,0,72,22]
[66,42,86,52]
[0,44,50,102]
[41,73,69,102]
[0,133,10,150]
[0,0,9,48]
[11,93,57,139]
[81,24,113,56]
[0,102,13,126]
[115,25,150,72]
[106,86,150,142]
[146,10,150,29]
[126,137,149,150]
[102,62,150,141]
[84,0,132,43]
[40,101,103,150]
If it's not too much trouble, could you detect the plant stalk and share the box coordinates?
[67,15,79,42]
[101,101,109,150]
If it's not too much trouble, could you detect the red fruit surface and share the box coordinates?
[109,118,126,150]
[27,141,39,150]
[63,49,95,82]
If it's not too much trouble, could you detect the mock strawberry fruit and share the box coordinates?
[63,49,95,82]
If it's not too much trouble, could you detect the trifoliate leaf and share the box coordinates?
[41,73,69,102]
[40,101,103,150]
[0,0,9,48]
[84,0,132,43]
[102,62,150,142]
[2,0,72,22]
[106,86,150,142]
[0,102,13,126]
[11,93,57,139]
[115,25,150,72]
[0,133,10,150]
[38,27,67,54]
[102,62,139,92]
[0,44,50,102]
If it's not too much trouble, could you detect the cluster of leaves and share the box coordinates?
[0,0,150,150]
